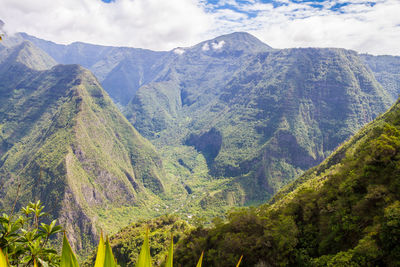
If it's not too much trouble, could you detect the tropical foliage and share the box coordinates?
[172,100,400,266]
[0,202,244,267]
[0,201,62,266]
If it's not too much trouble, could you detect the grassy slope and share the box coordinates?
[60,65,168,249]
[0,43,168,251]
[173,97,400,266]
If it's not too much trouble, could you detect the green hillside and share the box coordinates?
[173,96,400,266]
[361,54,400,102]
[4,36,397,214]
[0,42,167,251]
[127,42,392,209]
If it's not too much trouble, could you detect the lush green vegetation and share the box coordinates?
[11,33,399,222]
[0,201,212,267]
[2,33,400,266]
[0,199,122,266]
[86,97,400,265]
[127,43,392,211]
[83,215,191,266]
[361,54,400,102]
[171,99,400,266]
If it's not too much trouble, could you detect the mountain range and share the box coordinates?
[1,32,400,252]
[127,43,393,205]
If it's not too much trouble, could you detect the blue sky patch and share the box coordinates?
[204,0,356,16]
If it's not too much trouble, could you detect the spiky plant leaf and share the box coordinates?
[0,248,8,267]
[136,227,152,267]
[196,252,204,267]
[60,233,79,267]
[104,237,117,267]
[94,232,106,267]
[236,255,243,267]
[165,234,173,267]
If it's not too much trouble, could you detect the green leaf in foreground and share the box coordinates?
[0,248,8,267]
[60,233,79,267]
[104,237,117,267]
[136,227,152,267]
[196,252,204,267]
[94,232,105,267]
[165,234,173,267]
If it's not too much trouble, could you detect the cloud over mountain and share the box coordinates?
[0,0,399,55]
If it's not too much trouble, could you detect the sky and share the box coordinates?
[0,0,399,55]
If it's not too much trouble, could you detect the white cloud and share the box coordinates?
[0,0,399,55]
[0,0,214,51]
[208,0,400,55]
[211,40,225,50]
[173,48,185,55]
[266,0,399,55]
[202,43,210,51]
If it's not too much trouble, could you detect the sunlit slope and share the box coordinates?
[0,42,166,250]
[174,96,400,266]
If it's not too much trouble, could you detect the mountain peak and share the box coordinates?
[195,31,273,55]
[1,41,57,70]
[217,31,265,41]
